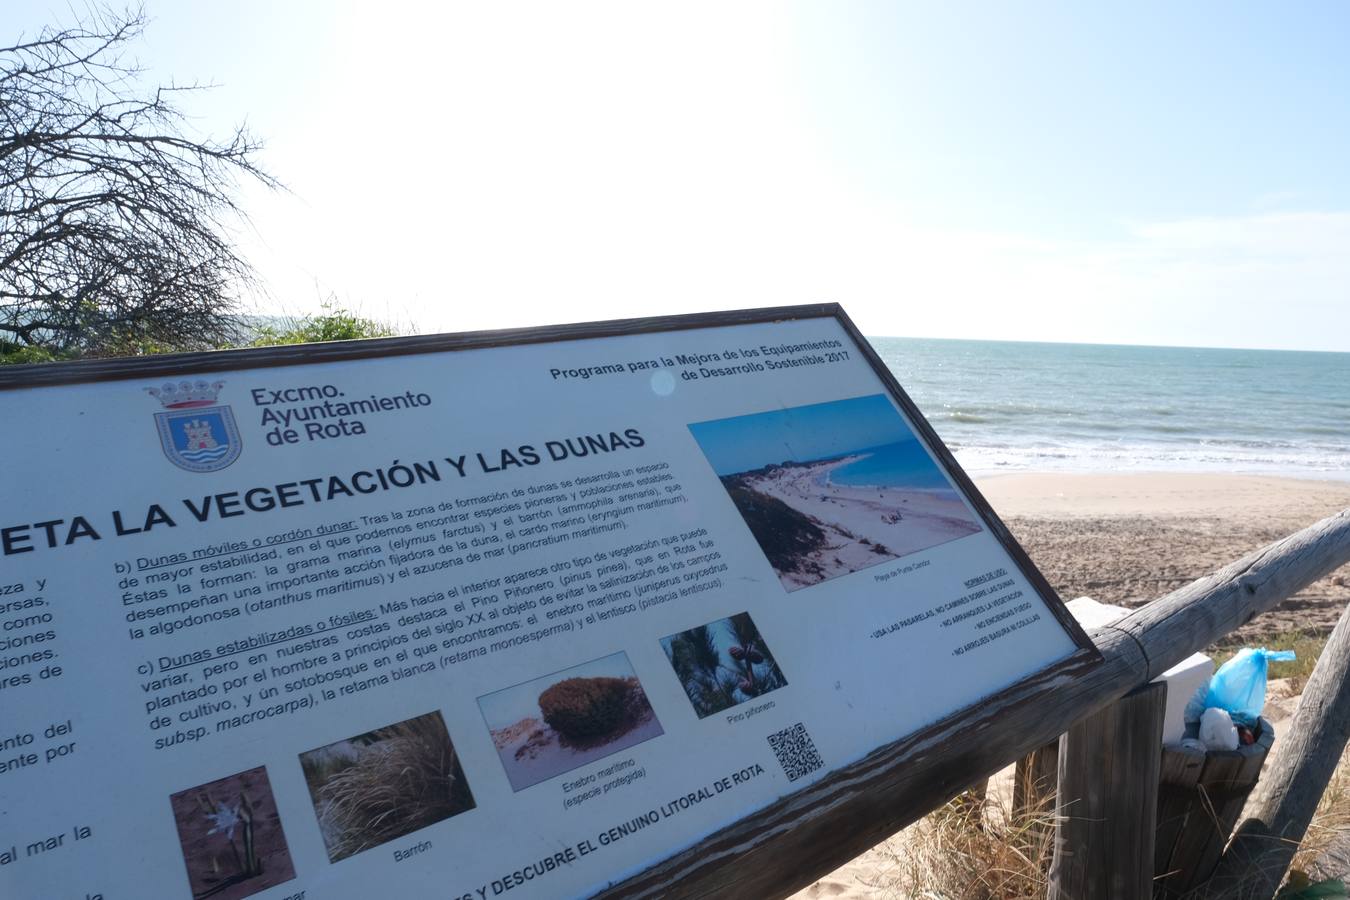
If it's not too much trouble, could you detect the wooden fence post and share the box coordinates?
[1047,681,1167,900]
[1206,593,1350,900]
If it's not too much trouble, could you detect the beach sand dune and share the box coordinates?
[727,457,981,591]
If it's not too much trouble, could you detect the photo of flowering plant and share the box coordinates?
[169,766,295,899]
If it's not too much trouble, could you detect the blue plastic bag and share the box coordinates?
[1204,647,1296,726]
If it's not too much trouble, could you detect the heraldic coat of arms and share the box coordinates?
[146,380,242,473]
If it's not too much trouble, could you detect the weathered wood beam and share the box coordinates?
[1206,587,1350,899]
[595,509,1350,899]
[1117,508,1350,683]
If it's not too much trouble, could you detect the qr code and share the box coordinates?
[767,722,824,782]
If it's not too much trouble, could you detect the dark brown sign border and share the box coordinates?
[0,303,1100,897]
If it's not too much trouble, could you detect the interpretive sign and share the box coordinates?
[0,305,1096,899]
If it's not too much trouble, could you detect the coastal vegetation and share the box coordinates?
[301,712,474,862]
[484,655,664,791]
[878,674,1350,900]
[169,766,295,900]
[0,6,402,366]
[886,786,1057,899]
[663,613,788,718]
[0,302,400,365]
[721,469,828,578]
[247,302,398,347]
[538,676,641,742]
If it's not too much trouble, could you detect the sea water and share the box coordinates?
[828,441,954,491]
[868,337,1350,480]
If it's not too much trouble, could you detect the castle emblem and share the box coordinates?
[146,379,242,473]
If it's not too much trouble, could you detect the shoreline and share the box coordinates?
[973,471,1350,520]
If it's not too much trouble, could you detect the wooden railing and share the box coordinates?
[597,509,1350,899]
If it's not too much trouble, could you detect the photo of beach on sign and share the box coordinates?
[689,394,982,591]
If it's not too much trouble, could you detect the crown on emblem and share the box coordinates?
[145,379,225,409]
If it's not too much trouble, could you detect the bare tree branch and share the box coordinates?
[0,3,278,357]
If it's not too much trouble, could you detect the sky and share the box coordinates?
[689,394,916,474]
[11,2,1350,351]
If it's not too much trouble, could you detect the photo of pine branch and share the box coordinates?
[169,766,295,900]
[299,711,475,862]
[660,612,788,718]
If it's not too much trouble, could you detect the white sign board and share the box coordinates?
[0,306,1093,899]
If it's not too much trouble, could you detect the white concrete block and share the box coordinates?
[1066,597,1214,745]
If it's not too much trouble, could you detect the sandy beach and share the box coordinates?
[788,471,1350,899]
[980,472,1350,640]
[727,457,982,590]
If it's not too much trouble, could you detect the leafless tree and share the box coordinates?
[0,5,277,357]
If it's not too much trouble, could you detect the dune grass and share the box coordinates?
[312,714,474,862]
[868,786,1057,900]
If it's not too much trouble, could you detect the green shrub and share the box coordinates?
[0,342,74,365]
[721,476,826,575]
[250,303,397,346]
[538,677,632,739]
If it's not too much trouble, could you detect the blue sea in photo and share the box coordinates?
[689,393,917,476]
[827,440,953,491]
[870,337,1350,479]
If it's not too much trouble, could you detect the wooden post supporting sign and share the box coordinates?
[1048,681,1167,900]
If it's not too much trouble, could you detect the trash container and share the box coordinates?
[1153,717,1275,897]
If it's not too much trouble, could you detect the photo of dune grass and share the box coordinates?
[169,766,295,900]
[299,711,475,862]
[661,612,788,718]
[689,394,982,591]
[478,652,663,791]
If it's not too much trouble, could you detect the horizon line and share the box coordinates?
[864,333,1350,356]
